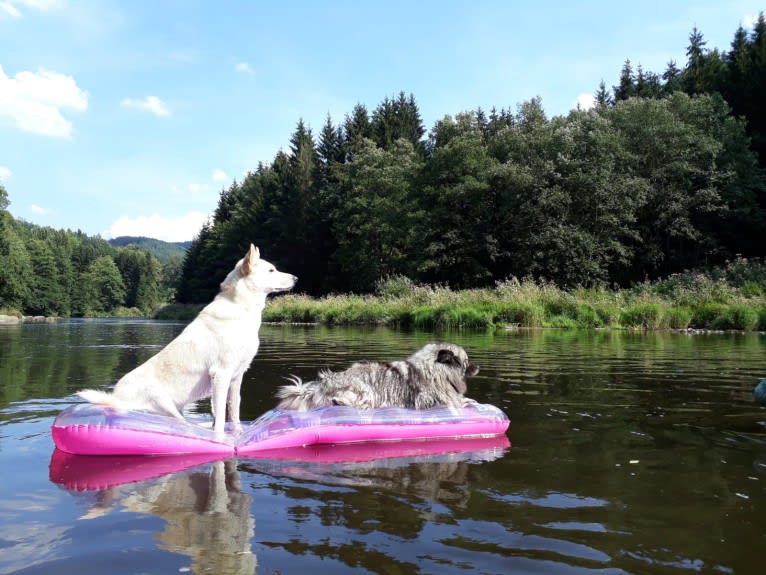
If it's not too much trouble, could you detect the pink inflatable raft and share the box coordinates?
[51,402,510,457]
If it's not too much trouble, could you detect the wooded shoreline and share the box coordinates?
[157,269,766,332]
[5,257,765,332]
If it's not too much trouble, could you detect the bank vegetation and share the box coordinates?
[157,258,766,331]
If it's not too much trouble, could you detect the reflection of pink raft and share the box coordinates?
[50,435,510,491]
[51,402,510,456]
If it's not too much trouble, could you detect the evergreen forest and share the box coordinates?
[0,189,177,317]
[2,17,766,318]
[177,17,766,303]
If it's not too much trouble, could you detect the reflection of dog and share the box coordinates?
[276,343,479,411]
[77,245,296,434]
[83,459,257,574]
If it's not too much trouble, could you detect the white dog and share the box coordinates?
[77,245,296,434]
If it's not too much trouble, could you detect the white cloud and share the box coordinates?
[576,93,596,111]
[0,2,21,17]
[121,96,170,117]
[16,0,62,10]
[235,61,254,75]
[212,169,228,183]
[108,212,209,242]
[29,203,49,215]
[0,0,61,18]
[0,166,11,181]
[0,65,88,138]
[743,14,760,29]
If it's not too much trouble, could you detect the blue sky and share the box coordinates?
[0,0,763,242]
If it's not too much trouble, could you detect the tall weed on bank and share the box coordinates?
[241,260,766,331]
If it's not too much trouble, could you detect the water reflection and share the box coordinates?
[53,455,256,574]
[50,438,509,575]
[3,322,766,574]
[243,436,509,503]
[122,459,256,575]
[0,320,187,407]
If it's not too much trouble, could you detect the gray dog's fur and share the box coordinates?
[275,343,479,411]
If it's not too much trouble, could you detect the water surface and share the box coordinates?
[1,320,765,574]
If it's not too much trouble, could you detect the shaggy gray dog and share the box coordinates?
[275,343,479,411]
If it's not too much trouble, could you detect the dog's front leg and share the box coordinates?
[227,375,243,431]
[210,367,233,435]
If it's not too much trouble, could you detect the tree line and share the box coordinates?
[602,15,766,170]
[3,17,764,314]
[178,17,766,302]
[0,186,173,317]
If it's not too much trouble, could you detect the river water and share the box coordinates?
[1,320,765,574]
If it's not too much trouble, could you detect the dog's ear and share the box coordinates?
[242,244,260,276]
[436,349,461,368]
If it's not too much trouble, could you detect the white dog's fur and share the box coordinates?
[77,244,296,434]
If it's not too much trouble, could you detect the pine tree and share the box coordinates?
[723,26,750,116]
[175,220,213,304]
[748,13,766,164]
[317,114,344,172]
[342,103,371,158]
[0,211,30,310]
[395,92,426,151]
[472,107,489,145]
[634,65,662,98]
[24,238,63,316]
[662,59,682,94]
[594,80,613,107]
[686,26,707,62]
[613,59,635,101]
[684,26,708,94]
[315,114,345,289]
[370,92,426,152]
[371,96,396,150]
[212,181,242,224]
[0,183,8,211]
[282,120,323,291]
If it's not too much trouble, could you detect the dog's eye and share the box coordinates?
[269,268,275,272]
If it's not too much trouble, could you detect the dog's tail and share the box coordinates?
[275,375,325,411]
[76,389,124,409]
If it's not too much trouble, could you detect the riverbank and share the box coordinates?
[0,314,58,324]
[156,267,766,331]
[9,260,763,331]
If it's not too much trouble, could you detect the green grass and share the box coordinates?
[620,303,666,329]
[150,259,766,331]
[259,261,766,331]
[665,306,693,329]
[0,308,22,318]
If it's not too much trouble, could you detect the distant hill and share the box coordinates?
[109,236,190,264]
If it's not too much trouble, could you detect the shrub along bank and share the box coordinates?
[261,280,765,331]
[157,259,766,331]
